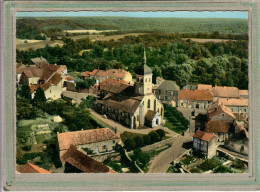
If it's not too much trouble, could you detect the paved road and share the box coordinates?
[147,133,192,173]
[90,109,179,138]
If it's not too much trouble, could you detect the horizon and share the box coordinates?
[17,11,248,19]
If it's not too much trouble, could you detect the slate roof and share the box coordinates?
[17,163,51,174]
[193,130,215,142]
[218,98,248,106]
[156,80,180,91]
[206,120,232,133]
[60,145,114,173]
[178,89,213,101]
[208,103,236,120]
[57,128,119,151]
[145,110,157,121]
[211,86,240,98]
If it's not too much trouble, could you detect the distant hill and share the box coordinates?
[17,17,248,39]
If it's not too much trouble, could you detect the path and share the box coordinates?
[90,109,179,138]
[147,133,192,173]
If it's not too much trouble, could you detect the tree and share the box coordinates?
[18,84,31,101]
[148,131,160,144]
[156,129,165,140]
[142,135,150,145]
[33,88,46,103]
[124,138,136,151]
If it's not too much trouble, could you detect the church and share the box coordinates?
[95,48,164,129]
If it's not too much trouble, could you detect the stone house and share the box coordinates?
[218,98,248,114]
[60,145,116,173]
[153,80,180,104]
[20,68,43,85]
[95,48,164,129]
[17,162,51,174]
[57,128,120,156]
[178,89,213,109]
[81,68,133,84]
[207,103,236,122]
[224,139,248,156]
[192,130,218,158]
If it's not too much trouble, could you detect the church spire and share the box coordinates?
[142,46,146,65]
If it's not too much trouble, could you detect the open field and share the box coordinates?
[64,29,117,34]
[182,38,237,43]
[69,33,146,41]
[16,40,64,51]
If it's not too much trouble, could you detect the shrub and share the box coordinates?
[156,129,165,140]
[148,131,160,144]
[198,159,220,171]
[139,153,150,165]
[124,138,136,151]
[134,136,144,148]
[142,135,150,145]
[213,165,232,173]
[22,145,32,151]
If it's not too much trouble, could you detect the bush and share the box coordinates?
[124,138,136,151]
[198,159,220,171]
[213,165,232,173]
[134,136,144,148]
[148,131,160,144]
[142,135,150,145]
[17,152,41,164]
[22,145,32,151]
[139,153,150,165]
[156,129,165,139]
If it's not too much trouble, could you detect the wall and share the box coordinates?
[29,77,40,85]
[44,85,63,100]
[207,137,218,158]
[211,113,234,121]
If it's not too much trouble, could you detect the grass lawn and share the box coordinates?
[120,132,146,143]
[164,121,186,134]
[35,134,47,144]
[90,114,114,131]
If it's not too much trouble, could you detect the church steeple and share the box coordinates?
[142,47,146,65]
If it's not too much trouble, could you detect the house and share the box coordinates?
[20,68,43,85]
[60,145,116,173]
[192,130,218,158]
[211,86,240,101]
[153,80,180,104]
[224,139,248,156]
[218,98,248,114]
[197,84,212,91]
[178,89,213,109]
[17,162,51,174]
[81,68,132,84]
[31,57,50,68]
[239,90,248,98]
[207,103,236,122]
[95,48,164,129]
[205,120,233,143]
[57,128,120,156]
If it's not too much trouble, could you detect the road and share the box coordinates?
[147,133,192,173]
[90,109,179,138]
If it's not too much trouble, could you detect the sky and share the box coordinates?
[17,11,248,19]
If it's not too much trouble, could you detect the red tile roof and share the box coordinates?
[206,120,232,133]
[218,98,248,107]
[57,128,119,151]
[208,103,236,120]
[17,163,51,174]
[178,89,213,101]
[81,69,99,77]
[239,90,248,96]
[197,84,212,91]
[82,69,131,79]
[193,130,215,142]
[60,145,115,173]
[211,86,240,98]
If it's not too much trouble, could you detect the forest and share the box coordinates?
[16,17,248,39]
[16,32,248,89]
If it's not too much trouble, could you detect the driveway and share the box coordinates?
[147,133,193,173]
[90,109,179,138]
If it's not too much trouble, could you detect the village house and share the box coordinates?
[218,98,248,114]
[153,80,180,105]
[95,49,164,129]
[178,89,213,109]
[192,130,218,158]
[239,90,249,98]
[197,84,212,91]
[57,128,120,156]
[60,145,116,173]
[211,86,240,101]
[19,67,43,85]
[81,68,133,84]
[17,162,51,174]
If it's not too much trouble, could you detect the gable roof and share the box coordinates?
[206,120,232,133]
[211,86,240,98]
[178,89,213,101]
[145,110,157,121]
[22,68,43,78]
[60,145,113,173]
[81,69,99,77]
[102,82,132,95]
[101,78,130,87]
[96,93,143,114]
[197,84,212,91]
[17,163,51,174]
[156,80,180,91]
[218,98,248,107]
[31,57,49,67]
[208,103,236,120]
[57,128,119,151]
[193,130,215,142]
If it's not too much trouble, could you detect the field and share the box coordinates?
[16,40,64,51]
[64,29,117,34]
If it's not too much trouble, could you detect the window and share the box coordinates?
[145,78,147,82]
[50,90,51,93]
[154,100,156,111]
[148,99,150,108]
[222,113,224,117]
[141,78,143,83]
[244,109,247,112]
[113,140,115,144]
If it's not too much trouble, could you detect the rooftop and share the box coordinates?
[193,130,215,142]
[218,98,248,107]
[156,80,180,91]
[178,89,213,101]
[211,86,240,98]
[17,163,51,174]
[57,128,120,151]
[206,120,232,133]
